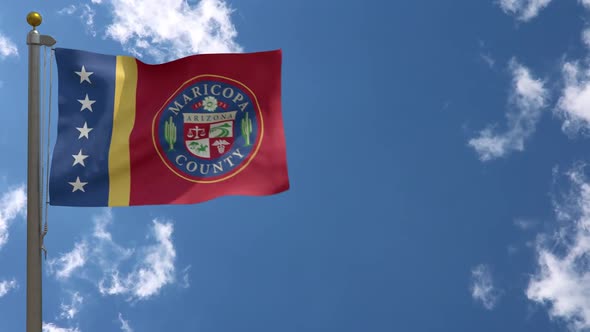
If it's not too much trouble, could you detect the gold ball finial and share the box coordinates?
[26,12,42,28]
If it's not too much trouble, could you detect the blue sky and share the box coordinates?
[2,0,590,331]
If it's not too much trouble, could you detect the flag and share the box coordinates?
[49,48,288,206]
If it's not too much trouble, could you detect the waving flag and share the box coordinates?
[49,48,288,206]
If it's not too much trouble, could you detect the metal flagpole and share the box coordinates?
[26,12,55,332]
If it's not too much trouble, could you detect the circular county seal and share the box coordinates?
[153,75,263,183]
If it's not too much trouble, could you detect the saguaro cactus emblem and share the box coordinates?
[164,116,177,151]
[241,112,253,146]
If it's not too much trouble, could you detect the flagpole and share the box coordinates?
[26,12,55,332]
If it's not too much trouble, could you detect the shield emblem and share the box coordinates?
[184,120,235,159]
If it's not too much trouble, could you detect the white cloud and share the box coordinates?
[180,265,191,288]
[0,186,27,250]
[90,210,134,271]
[507,245,519,255]
[555,62,590,135]
[47,242,88,280]
[480,53,496,68]
[470,264,501,310]
[469,61,547,161]
[0,279,17,297]
[58,4,97,36]
[57,5,76,15]
[59,292,83,320]
[99,220,176,300]
[98,271,127,296]
[48,210,134,282]
[42,323,80,332]
[50,210,178,301]
[514,218,538,230]
[582,29,590,49]
[0,33,18,59]
[468,130,509,161]
[134,221,175,298]
[498,0,553,21]
[550,4,590,136]
[118,313,133,332]
[94,0,242,61]
[93,210,113,241]
[527,166,590,331]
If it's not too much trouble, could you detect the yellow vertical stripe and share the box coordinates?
[108,56,137,206]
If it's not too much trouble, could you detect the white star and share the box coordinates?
[78,94,96,112]
[76,122,93,139]
[68,177,88,192]
[72,149,89,167]
[75,65,93,84]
